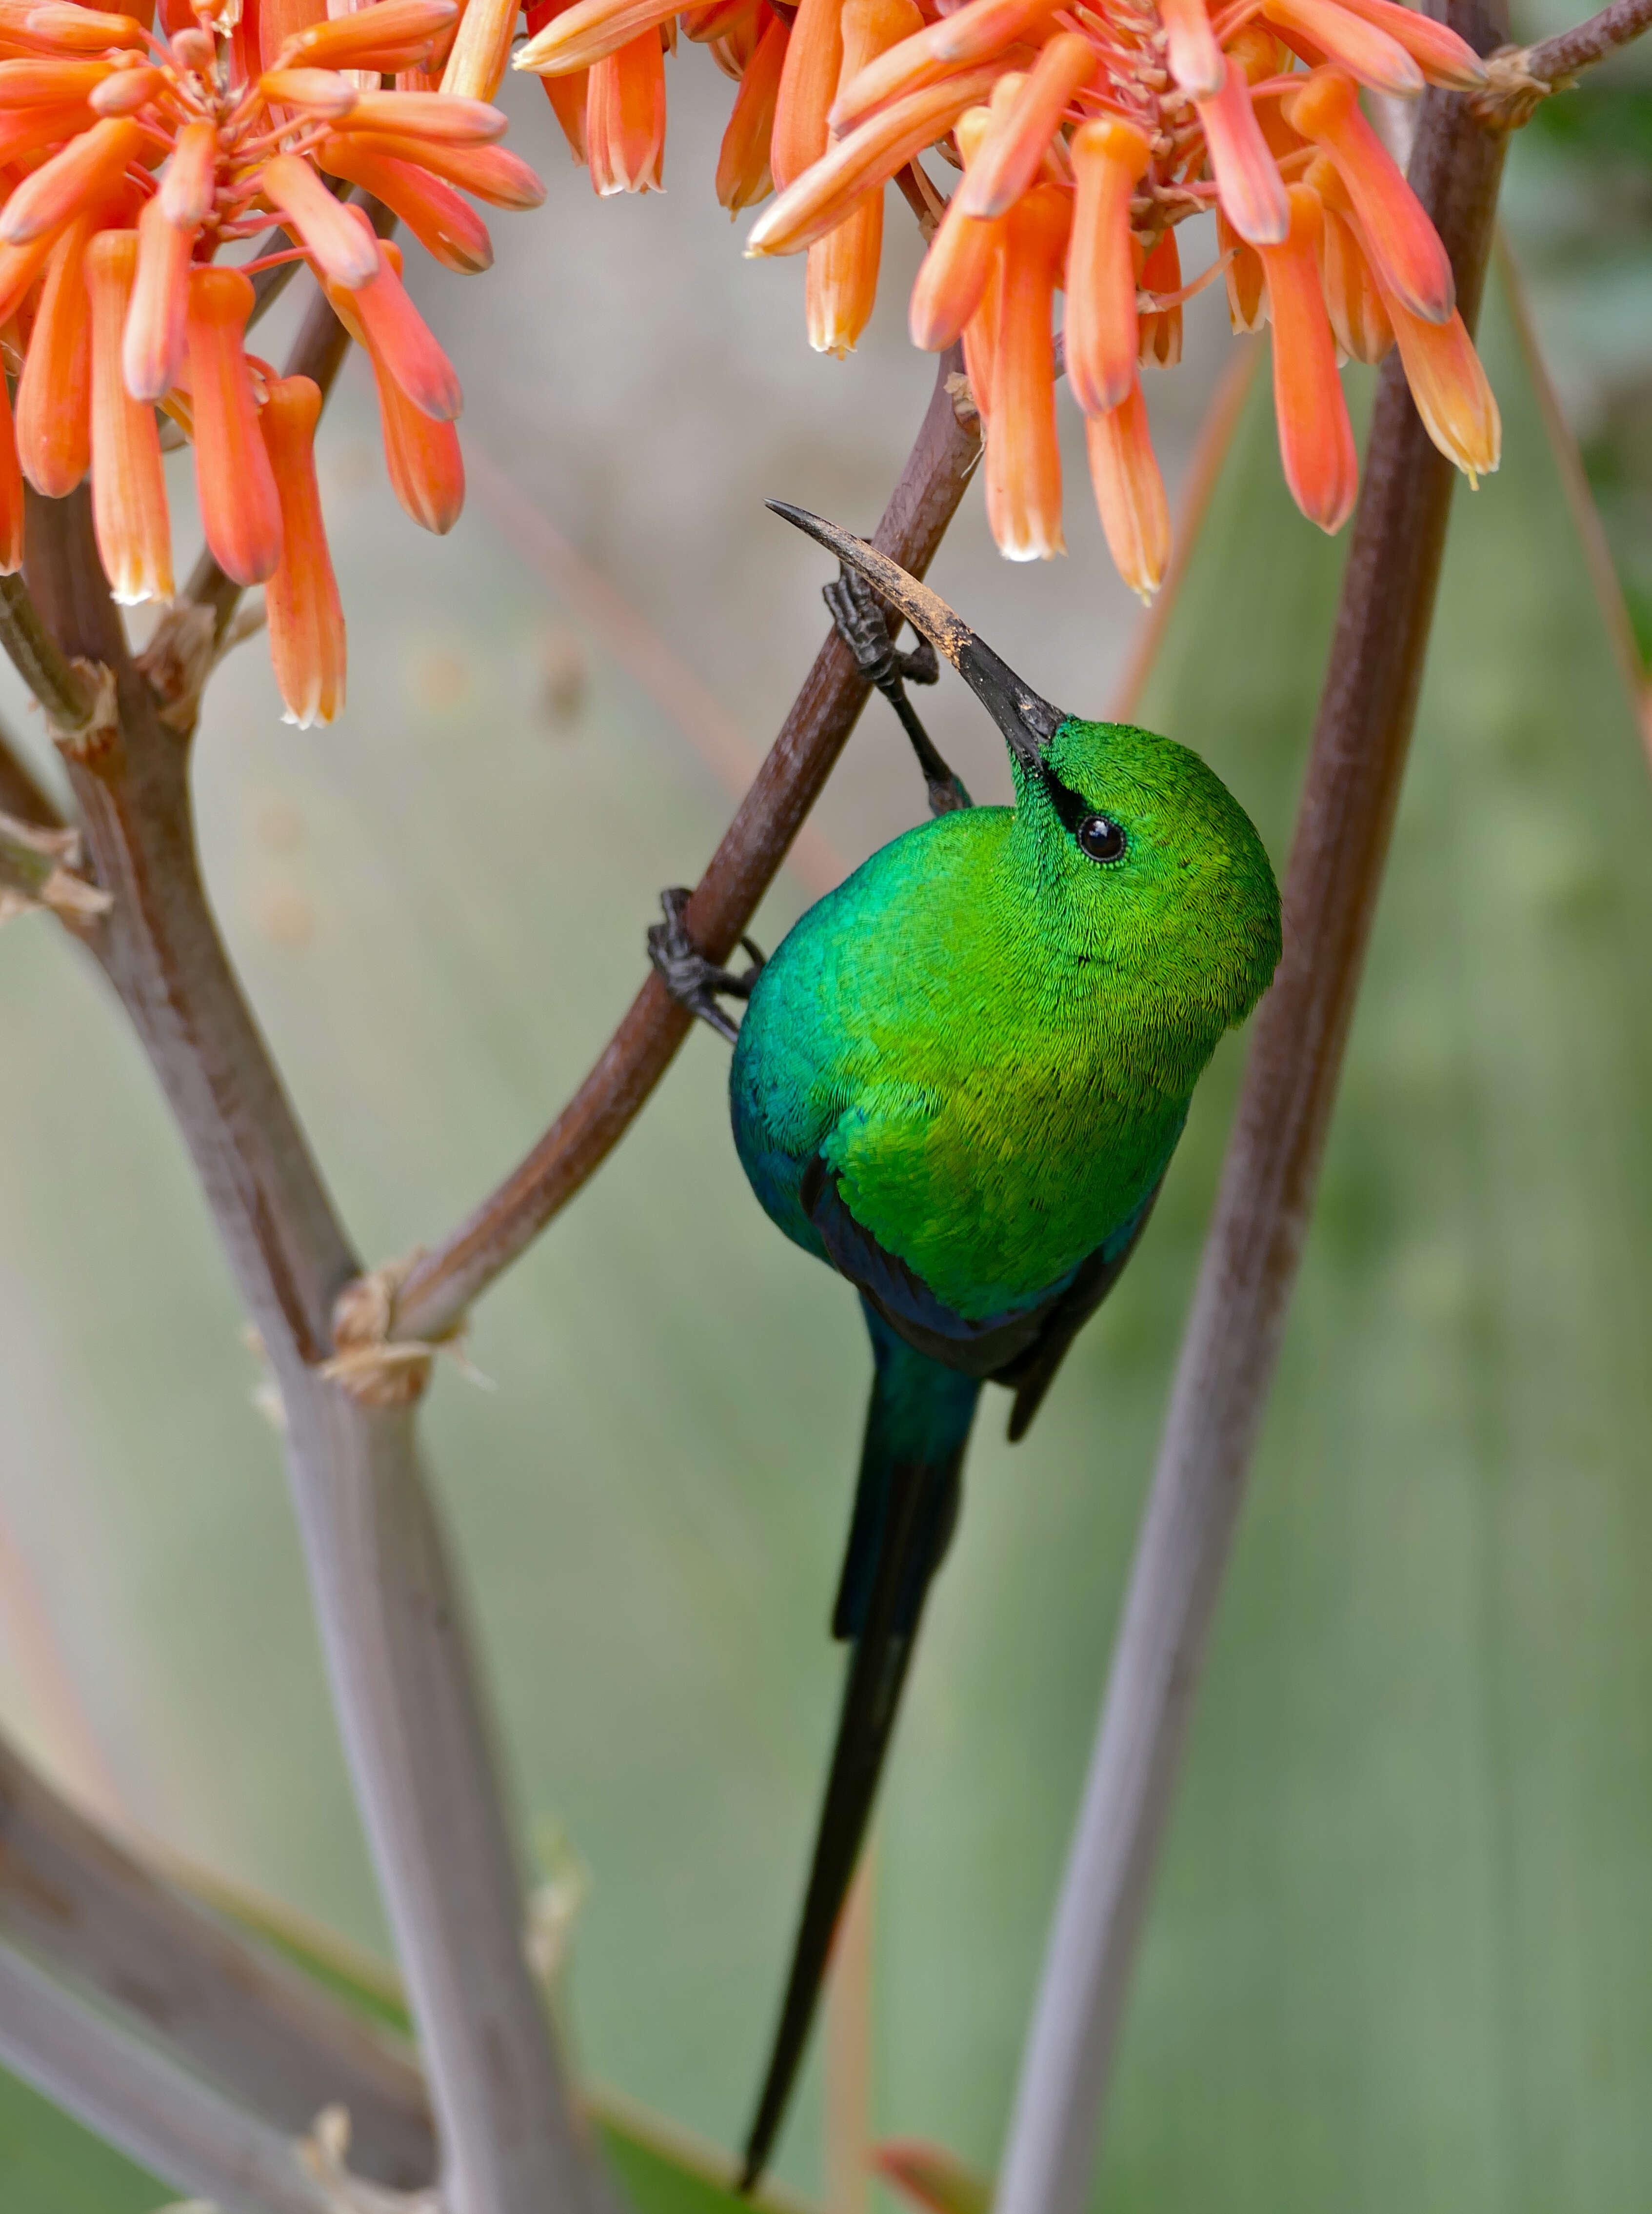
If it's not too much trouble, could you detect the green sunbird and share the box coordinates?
[652,508,1282,2185]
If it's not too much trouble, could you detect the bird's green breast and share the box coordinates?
[733,806,1228,1320]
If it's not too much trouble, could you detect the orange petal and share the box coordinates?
[984,180,1067,561]
[0,56,121,104]
[770,0,843,191]
[280,0,455,73]
[0,371,23,576]
[747,63,999,254]
[123,187,192,399]
[318,139,493,271]
[1257,181,1356,531]
[90,63,170,116]
[0,117,142,246]
[326,273,466,531]
[259,0,331,72]
[321,128,546,206]
[807,191,880,354]
[20,4,146,53]
[1137,224,1181,368]
[1216,206,1266,331]
[0,226,62,327]
[1193,57,1288,246]
[0,104,100,173]
[1085,377,1168,600]
[831,0,1059,135]
[908,101,999,350]
[260,148,381,285]
[86,224,171,604]
[158,117,218,226]
[517,0,678,73]
[185,265,283,585]
[259,373,346,727]
[1284,66,1453,321]
[441,0,517,97]
[1367,256,1499,481]
[1064,113,1150,414]
[1261,0,1422,95]
[521,0,589,158]
[343,89,508,142]
[953,31,1094,221]
[1159,0,1222,97]
[716,9,786,211]
[343,227,462,415]
[258,65,361,116]
[585,25,665,193]
[1333,0,1487,88]
[14,207,93,495]
[1319,201,1391,362]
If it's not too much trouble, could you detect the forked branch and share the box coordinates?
[393,347,982,1346]
[1473,0,1652,122]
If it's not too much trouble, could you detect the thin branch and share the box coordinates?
[1472,0,1652,121]
[25,483,610,2214]
[991,27,1511,2214]
[394,348,981,1345]
[0,1725,437,2191]
[0,1943,368,2214]
[0,573,95,731]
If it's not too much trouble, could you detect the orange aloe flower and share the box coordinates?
[518,0,1496,595]
[806,0,921,356]
[0,0,537,726]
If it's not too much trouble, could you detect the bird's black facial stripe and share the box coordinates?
[1038,764,1093,834]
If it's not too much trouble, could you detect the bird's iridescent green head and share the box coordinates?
[767,503,1282,1032]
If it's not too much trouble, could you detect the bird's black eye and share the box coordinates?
[1076,813,1127,863]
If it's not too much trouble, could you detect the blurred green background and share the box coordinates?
[2,25,1652,2214]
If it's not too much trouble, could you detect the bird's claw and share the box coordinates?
[824,565,969,820]
[647,887,765,1045]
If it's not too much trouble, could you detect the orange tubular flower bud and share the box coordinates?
[1064,114,1150,415]
[1320,201,1391,361]
[318,139,492,270]
[804,0,920,355]
[259,374,345,728]
[343,228,463,415]
[85,226,172,605]
[954,32,1094,221]
[0,226,63,327]
[522,0,590,160]
[322,129,547,206]
[1216,206,1266,331]
[21,3,147,51]
[0,56,120,103]
[0,105,99,171]
[185,266,284,585]
[909,101,999,350]
[1137,225,1182,368]
[984,181,1067,561]
[1333,0,1487,87]
[261,149,381,285]
[159,118,218,226]
[1260,0,1421,96]
[90,64,170,115]
[0,117,142,247]
[747,63,998,254]
[831,0,1058,135]
[516,0,679,74]
[1193,58,1288,247]
[716,10,786,212]
[280,0,456,72]
[770,0,843,191]
[441,0,518,97]
[1284,66,1453,322]
[124,190,193,401]
[1370,264,1499,482]
[258,0,328,72]
[961,236,1001,429]
[325,273,466,531]
[15,212,94,496]
[258,66,361,115]
[344,89,508,142]
[1158,0,1223,98]
[1256,182,1356,532]
[1086,377,1168,601]
[585,26,665,194]
[0,375,22,576]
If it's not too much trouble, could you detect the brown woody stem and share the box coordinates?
[993,25,1510,2214]
[1524,0,1652,82]
[0,712,62,826]
[24,484,610,2214]
[0,572,95,731]
[394,348,981,1345]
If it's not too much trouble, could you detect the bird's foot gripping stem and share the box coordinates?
[825,564,970,817]
[648,887,765,1045]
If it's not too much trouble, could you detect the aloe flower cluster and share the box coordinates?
[517,0,1501,598]
[0,0,543,726]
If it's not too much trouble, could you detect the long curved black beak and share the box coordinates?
[767,502,1068,779]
